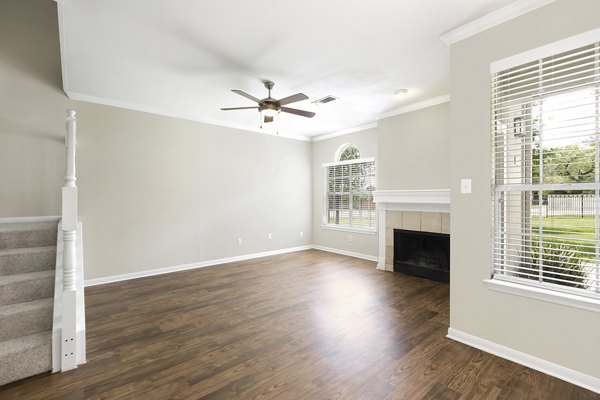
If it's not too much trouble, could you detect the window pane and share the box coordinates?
[325,159,376,230]
[491,41,600,298]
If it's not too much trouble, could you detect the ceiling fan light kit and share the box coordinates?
[221,81,316,130]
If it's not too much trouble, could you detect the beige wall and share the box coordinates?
[309,103,451,257]
[311,129,378,257]
[450,0,600,379]
[0,0,68,216]
[0,0,312,280]
[378,102,450,190]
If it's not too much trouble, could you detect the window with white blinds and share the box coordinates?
[323,157,376,231]
[491,41,600,299]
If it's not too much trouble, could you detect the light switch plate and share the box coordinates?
[461,179,472,194]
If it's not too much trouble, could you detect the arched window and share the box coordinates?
[323,145,376,231]
[339,145,360,161]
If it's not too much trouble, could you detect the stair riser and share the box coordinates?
[0,248,56,276]
[0,302,53,342]
[0,230,57,251]
[0,337,51,386]
[0,276,54,306]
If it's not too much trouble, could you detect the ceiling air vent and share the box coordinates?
[312,95,339,105]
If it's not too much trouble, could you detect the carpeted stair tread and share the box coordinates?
[0,221,58,233]
[0,246,56,276]
[0,221,57,250]
[0,270,55,306]
[0,330,52,386]
[0,298,53,342]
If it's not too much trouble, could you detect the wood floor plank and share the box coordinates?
[0,249,598,399]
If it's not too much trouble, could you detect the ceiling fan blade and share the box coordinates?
[281,107,316,118]
[231,90,261,103]
[221,107,259,111]
[263,115,274,123]
[278,93,308,106]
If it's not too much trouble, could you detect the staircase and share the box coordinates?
[0,220,58,386]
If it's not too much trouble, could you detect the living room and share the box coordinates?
[1,0,599,398]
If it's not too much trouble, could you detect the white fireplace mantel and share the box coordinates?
[373,189,451,270]
[373,189,451,212]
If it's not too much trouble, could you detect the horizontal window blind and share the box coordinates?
[491,41,600,298]
[324,158,376,230]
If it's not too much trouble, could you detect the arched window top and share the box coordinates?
[336,144,360,161]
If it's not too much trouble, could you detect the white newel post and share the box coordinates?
[61,109,78,371]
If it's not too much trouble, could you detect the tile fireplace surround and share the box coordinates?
[372,190,451,271]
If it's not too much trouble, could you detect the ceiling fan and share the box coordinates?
[221,80,315,124]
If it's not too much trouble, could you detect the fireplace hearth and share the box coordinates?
[394,229,450,282]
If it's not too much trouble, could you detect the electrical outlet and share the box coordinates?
[237,238,242,245]
[299,231,304,237]
[348,235,353,242]
[268,233,272,240]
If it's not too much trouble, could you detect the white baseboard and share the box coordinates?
[84,245,313,287]
[0,215,61,223]
[84,244,379,287]
[311,245,379,262]
[447,327,600,394]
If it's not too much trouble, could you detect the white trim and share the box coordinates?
[377,207,386,270]
[440,0,556,45]
[491,27,600,73]
[52,220,86,372]
[286,94,452,142]
[376,95,450,121]
[84,246,313,286]
[66,91,312,143]
[373,189,451,205]
[84,245,380,287]
[312,123,378,142]
[312,245,379,262]
[0,216,61,223]
[484,279,600,313]
[67,92,449,144]
[447,328,600,394]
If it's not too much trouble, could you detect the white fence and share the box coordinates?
[533,194,595,218]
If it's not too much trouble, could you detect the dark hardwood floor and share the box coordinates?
[1,249,598,399]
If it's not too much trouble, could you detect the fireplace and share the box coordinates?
[394,229,450,282]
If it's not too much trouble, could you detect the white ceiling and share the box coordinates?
[58,0,518,139]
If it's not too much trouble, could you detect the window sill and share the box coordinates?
[321,225,377,235]
[484,278,600,313]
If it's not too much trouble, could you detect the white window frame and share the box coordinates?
[322,157,377,234]
[487,28,600,313]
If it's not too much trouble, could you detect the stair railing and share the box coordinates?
[60,109,78,371]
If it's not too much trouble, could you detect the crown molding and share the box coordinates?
[311,94,451,142]
[65,89,451,144]
[440,0,556,46]
[311,122,378,142]
[65,91,311,142]
[375,94,450,121]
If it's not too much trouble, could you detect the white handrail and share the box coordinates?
[61,109,78,371]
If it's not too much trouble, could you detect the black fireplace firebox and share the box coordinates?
[393,229,450,282]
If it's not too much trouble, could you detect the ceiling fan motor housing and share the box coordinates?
[260,101,280,115]
[221,80,315,122]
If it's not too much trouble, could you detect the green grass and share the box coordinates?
[532,216,595,239]
[532,216,595,259]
